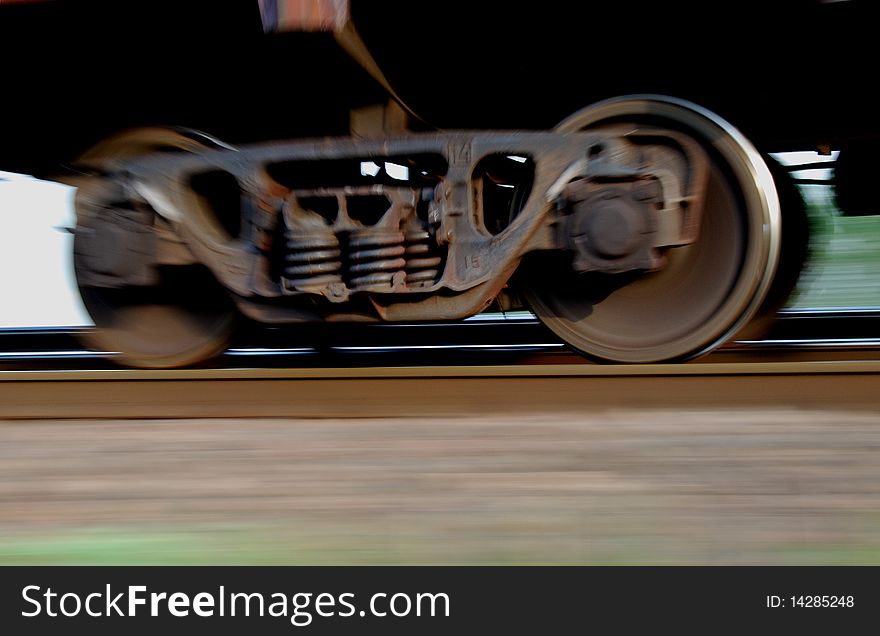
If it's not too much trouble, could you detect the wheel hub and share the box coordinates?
[564,182,662,274]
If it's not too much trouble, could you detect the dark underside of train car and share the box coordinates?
[349,0,875,148]
[0,0,876,178]
[0,0,385,178]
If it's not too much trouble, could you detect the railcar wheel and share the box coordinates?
[73,128,236,368]
[75,266,236,369]
[524,96,781,363]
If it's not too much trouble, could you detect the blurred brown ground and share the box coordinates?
[1,408,879,564]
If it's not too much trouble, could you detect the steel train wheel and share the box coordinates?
[524,96,782,363]
[74,129,236,369]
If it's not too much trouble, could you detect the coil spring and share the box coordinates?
[283,233,343,290]
[403,229,442,286]
[347,231,407,292]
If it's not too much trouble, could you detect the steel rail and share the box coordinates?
[1,360,879,420]
[1,308,879,370]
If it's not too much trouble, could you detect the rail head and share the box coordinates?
[3,360,880,383]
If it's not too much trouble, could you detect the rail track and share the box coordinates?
[0,308,878,419]
[2,308,880,369]
[2,359,879,420]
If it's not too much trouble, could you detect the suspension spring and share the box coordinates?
[283,232,343,292]
[347,230,407,292]
[402,229,443,287]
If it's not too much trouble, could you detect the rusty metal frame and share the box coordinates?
[76,128,708,323]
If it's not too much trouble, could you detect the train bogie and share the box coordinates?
[71,96,791,367]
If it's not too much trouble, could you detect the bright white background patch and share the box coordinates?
[0,172,91,327]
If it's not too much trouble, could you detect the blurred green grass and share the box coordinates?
[3,522,879,566]
[787,184,880,309]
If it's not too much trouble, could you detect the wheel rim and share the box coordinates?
[525,96,780,363]
[74,129,236,368]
